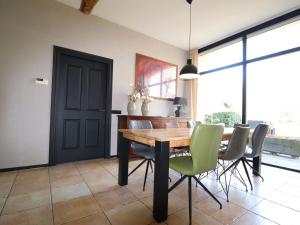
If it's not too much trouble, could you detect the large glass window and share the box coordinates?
[247,52,300,170]
[247,19,300,59]
[198,40,242,72]
[197,16,300,171]
[197,66,242,127]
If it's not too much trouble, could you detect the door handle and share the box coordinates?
[98,109,106,112]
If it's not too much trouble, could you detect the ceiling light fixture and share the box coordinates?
[179,0,198,79]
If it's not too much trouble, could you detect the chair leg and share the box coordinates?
[188,176,192,225]
[244,159,264,182]
[149,160,153,173]
[143,160,150,191]
[128,159,147,176]
[218,160,238,178]
[241,159,253,190]
[193,176,222,209]
[168,175,187,193]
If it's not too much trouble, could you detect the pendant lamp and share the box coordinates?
[179,0,198,79]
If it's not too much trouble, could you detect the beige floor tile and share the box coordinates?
[171,181,210,204]
[51,182,91,203]
[166,208,221,225]
[0,182,13,198]
[94,187,137,211]
[141,193,187,215]
[82,171,119,194]
[264,190,300,211]
[216,187,263,210]
[248,183,277,199]
[278,182,300,198]
[127,179,154,199]
[232,211,279,225]
[0,205,53,225]
[2,189,51,215]
[53,196,100,225]
[15,168,48,184]
[50,174,83,188]
[75,160,106,174]
[251,200,300,225]
[194,198,247,224]
[10,178,50,196]
[49,163,80,180]
[0,197,6,212]
[0,173,17,184]
[105,201,154,225]
[63,212,110,225]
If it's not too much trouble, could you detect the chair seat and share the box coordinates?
[169,156,195,176]
[132,143,154,159]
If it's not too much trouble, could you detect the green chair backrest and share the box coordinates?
[190,124,224,174]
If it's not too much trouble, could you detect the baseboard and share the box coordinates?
[0,164,49,172]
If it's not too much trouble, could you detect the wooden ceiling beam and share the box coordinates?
[80,0,99,15]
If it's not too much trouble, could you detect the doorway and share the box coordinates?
[50,46,113,164]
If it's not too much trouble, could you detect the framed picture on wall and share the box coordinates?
[135,53,178,100]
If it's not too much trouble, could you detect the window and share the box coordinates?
[198,40,242,72]
[197,67,242,127]
[197,12,300,171]
[247,19,300,59]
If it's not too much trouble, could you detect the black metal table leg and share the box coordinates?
[253,156,261,176]
[153,140,169,222]
[118,131,129,186]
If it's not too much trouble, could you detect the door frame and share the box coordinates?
[49,46,113,165]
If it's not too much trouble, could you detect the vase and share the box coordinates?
[127,100,136,115]
[141,101,150,116]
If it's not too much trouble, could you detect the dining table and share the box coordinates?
[117,127,260,222]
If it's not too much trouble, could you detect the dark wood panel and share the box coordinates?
[63,119,80,149]
[85,119,99,147]
[87,69,106,110]
[65,65,82,110]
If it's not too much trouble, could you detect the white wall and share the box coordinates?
[0,0,186,169]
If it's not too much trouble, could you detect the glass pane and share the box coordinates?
[162,81,176,99]
[247,19,300,59]
[197,66,242,128]
[162,66,176,82]
[145,71,161,86]
[198,40,242,72]
[247,52,300,170]
[148,85,160,98]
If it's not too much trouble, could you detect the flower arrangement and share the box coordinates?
[128,83,140,102]
[140,86,153,103]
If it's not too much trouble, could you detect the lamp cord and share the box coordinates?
[188,2,191,59]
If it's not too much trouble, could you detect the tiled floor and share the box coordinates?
[0,158,299,225]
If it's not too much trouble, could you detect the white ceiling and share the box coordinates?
[56,0,300,50]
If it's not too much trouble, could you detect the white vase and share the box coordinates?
[127,101,136,115]
[141,101,150,116]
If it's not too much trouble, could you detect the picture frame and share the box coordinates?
[135,53,178,100]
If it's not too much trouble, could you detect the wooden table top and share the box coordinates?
[119,128,233,148]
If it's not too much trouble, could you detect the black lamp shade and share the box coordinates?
[173,97,187,106]
[179,59,198,79]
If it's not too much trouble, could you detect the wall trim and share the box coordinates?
[0,164,49,172]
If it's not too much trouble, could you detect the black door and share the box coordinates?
[50,47,113,164]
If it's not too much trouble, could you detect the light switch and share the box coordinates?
[35,78,48,85]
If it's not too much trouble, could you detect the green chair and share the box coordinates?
[168,124,224,225]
